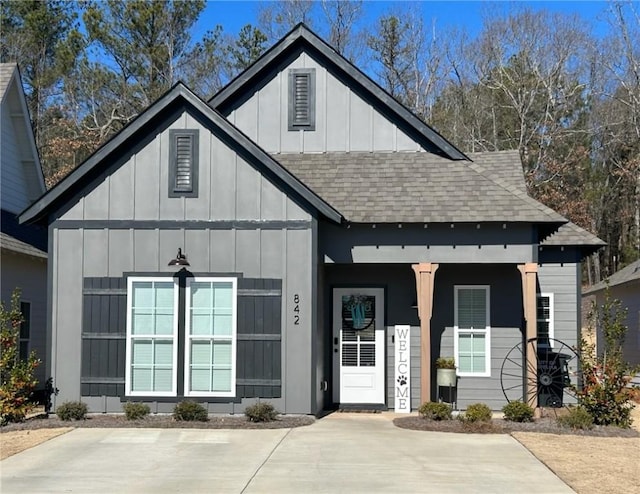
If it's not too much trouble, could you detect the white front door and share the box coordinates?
[333,288,385,404]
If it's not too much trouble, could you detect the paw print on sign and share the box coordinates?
[397,375,407,386]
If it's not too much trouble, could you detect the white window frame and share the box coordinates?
[537,293,554,347]
[184,277,237,398]
[125,277,179,397]
[454,285,491,377]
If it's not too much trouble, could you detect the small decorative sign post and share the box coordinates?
[394,325,411,413]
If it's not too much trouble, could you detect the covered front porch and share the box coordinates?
[319,262,540,412]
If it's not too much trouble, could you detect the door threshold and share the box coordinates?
[337,403,387,413]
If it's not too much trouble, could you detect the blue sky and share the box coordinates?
[193,1,613,41]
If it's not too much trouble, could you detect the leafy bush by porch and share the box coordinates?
[458,403,492,423]
[557,406,593,430]
[0,290,41,425]
[418,401,452,420]
[502,401,534,422]
[577,290,638,428]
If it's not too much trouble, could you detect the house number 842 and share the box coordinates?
[293,294,300,325]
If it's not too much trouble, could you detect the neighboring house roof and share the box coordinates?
[0,231,47,259]
[0,208,47,256]
[583,259,640,294]
[19,83,343,226]
[209,23,468,161]
[275,151,566,224]
[0,63,46,204]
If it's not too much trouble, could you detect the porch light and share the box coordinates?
[168,248,190,267]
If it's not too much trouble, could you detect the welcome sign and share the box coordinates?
[394,325,411,413]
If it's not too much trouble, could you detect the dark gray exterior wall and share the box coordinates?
[434,264,524,410]
[49,109,317,414]
[323,264,422,410]
[320,223,538,264]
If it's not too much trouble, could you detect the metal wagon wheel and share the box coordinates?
[500,337,581,408]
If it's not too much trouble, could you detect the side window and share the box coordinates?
[537,293,554,347]
[169,129,199,197]
[288,68,316,131]
[19,301,31,360]
[454,286,491,377]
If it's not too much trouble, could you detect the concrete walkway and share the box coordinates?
[1,413,574,493]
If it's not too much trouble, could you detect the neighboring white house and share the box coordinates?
[0,63,48,389]
[583,259,640,368]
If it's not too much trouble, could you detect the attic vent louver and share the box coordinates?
[288,68,315,130]
[175,136,192,190]
[169,129,199,197]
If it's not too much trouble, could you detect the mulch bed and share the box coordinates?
[393,416,639,437]
[1,413,315,432]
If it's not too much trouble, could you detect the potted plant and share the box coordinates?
[436,357,457,387]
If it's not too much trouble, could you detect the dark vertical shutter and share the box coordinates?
[174,135,193,191]
[236,278,282,399]
[81,277,126,397]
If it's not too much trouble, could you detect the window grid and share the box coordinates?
[454,286,491,377]
[185,278,237,397]
[126,278,179,396]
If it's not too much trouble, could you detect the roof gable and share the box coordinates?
[209,23,467,160]
[1,63,46,211]
[19,83,342,226]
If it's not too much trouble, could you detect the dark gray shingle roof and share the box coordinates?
[0,232,47,259]
[275,151,566,223]
[583,259,640,294]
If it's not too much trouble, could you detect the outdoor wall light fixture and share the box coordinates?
[168,248,190,267]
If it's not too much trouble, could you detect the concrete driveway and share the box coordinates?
[1,413,573,493]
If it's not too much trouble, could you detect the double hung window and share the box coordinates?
[125,276,237,397]
[454,286,491,377]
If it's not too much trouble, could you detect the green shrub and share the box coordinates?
[56,401,88,421]
[418,401,452,421]
[123,402,150,420]
[435,357,456,369]
[245,402,278,422]
[577,290,638,428]
[0,289,41,425]
[173,400,208,422]
[557,406,593,430]
[459,403,492,423]
[502,400,534,423]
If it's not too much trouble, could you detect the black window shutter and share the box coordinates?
[236,278,282,399]
[81,277,127,397]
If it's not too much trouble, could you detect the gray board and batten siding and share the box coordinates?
[49,107,320,414]
[224,51,426,154]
